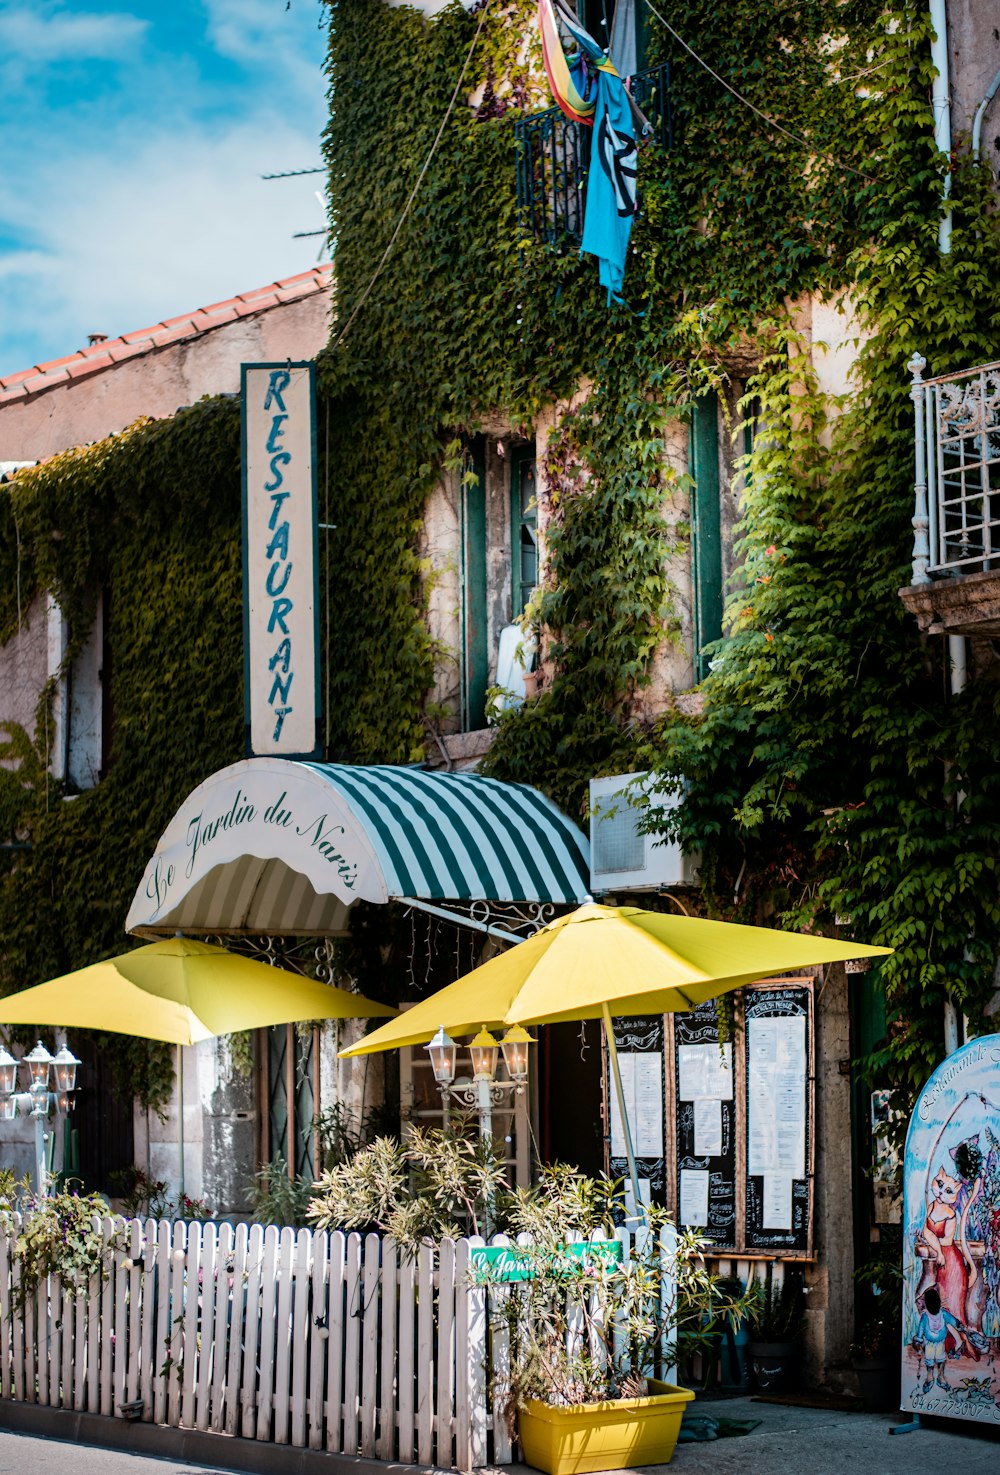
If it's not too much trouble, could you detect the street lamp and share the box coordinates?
[0,1041,81,1196]
[425,1024,535,1143]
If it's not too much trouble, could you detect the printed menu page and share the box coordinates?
[609,1052,664,1159]
[747,1015,806,1178]
[678,1042,733,1101]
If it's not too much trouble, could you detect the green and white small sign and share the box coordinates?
[470,1241,623,1283]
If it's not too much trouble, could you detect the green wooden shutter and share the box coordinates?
[510,447,538,621]
[690,392,722,682]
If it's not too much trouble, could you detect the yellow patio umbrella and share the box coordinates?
[0,936,396,1045]
[0,935,397,1195]
[341,902,891,1209]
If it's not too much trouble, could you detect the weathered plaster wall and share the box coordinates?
[328,1017,387,1143]
[634,415,696,720]
[0,291,332,463]
[0,594,48,760]
[422,469,463,729]
[949,0,1000,175]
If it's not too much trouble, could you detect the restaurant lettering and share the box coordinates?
[242,362,319,757]
[143,782,360,918]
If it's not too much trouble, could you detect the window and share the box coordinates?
[460,438,489,730]
[510,447,538,620]
[259,1022,320,1179]
[400,1041,532,1188]
[46,590,106,790]
[576,0,645,71]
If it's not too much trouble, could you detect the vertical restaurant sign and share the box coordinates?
[241,362,320,758]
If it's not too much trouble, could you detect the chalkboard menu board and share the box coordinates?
[664,978,814,1257]
[605,1016,666,1201]
[671,1001,738,1248]
[743,983,812,1254]
[604,980,815,1256]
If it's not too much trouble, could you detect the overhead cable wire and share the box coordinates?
[261,166,326,179]
[330,0,494,353]
[642,0,879,185]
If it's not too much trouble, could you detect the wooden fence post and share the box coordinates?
[377,1235,398,1462]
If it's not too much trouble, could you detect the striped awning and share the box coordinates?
[126,758,589,938]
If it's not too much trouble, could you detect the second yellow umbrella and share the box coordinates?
[341,903,891,1211]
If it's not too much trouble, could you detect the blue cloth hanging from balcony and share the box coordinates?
[537,0,645,302]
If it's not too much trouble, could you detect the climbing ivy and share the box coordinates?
[4,0,999,1126]
[318,0,1000,1104]
[318,0,889,794]
[639,13,1000,1094]
[0,400,245,1109]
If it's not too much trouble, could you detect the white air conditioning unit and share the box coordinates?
[588,772,697,893]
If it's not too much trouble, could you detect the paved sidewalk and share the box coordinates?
[1,1395,999,1475]
[660,1395,1000,1474]
[0,1426,231,1475]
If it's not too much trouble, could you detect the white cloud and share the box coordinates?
[0,0,330,374]
[202,0,326,91]
[0,6,148,63]
[0,109,328,371]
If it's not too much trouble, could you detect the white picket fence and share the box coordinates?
[0,1216,674,1469]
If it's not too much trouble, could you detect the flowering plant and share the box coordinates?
[0,1176,123,1315]
[109,1164,211,1220]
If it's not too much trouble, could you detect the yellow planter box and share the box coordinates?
[517,1380,696,1475]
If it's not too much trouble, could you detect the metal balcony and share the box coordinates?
[514,62,672,251]
[902,354,1000,637]
[909,354,1000,581]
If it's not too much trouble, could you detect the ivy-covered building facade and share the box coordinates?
[1,0,1000,1394]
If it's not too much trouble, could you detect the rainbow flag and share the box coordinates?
[537,0,599,124]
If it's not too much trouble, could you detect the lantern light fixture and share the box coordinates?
[24,1040,53,1090]
[425,1026,458,1088]
[51,1046,81,1094]
[499,1025,535,1085]
[468,1027,500,1081]
[0,1047,17,1097]
[0,1040,83,1196]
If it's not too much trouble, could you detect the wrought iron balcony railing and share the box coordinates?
[909,354,1000,582]
[514,62,672,252]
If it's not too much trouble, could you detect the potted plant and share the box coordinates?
[482,1173,753,1474]
[745,1263,805,1393]
[851,1239,902,1411]
[309,1136,752,1471]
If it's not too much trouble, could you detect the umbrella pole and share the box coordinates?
[602,1002,645,1221]
[177,1046,185,1204]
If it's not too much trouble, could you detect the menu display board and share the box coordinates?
[672,1001,738,1247]
[603,981,814,1256]
[743,984,812,1253]
[605,1016,666,1202]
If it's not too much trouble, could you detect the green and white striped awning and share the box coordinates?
[126,758,590,938]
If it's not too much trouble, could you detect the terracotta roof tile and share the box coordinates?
[67,354,113,378]
[0,366,40,388]
[0,265,333,404]
[30,352,85,374]
[119,327,157,346]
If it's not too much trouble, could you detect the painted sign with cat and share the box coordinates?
[902,1035,1000,1424]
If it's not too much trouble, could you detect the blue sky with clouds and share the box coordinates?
[0,0,329,376]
